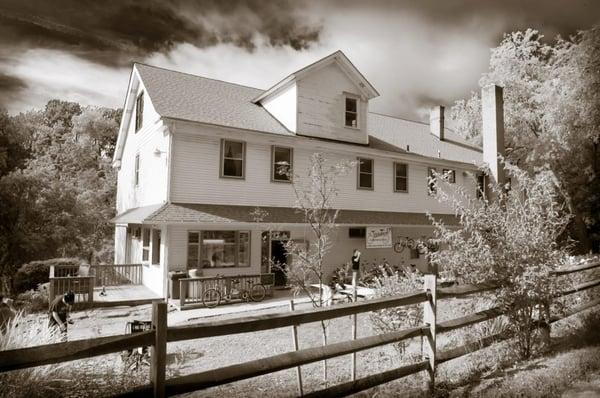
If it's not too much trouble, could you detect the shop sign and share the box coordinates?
[366,227,392,248]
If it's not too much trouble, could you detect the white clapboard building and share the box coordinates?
[112,51,504,297]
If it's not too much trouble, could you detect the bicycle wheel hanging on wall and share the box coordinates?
[202,288,221,308]
[250,284,266,302]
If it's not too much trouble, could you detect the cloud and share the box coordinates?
[0,0,322,66]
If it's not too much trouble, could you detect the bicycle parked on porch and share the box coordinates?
[202,277,266,308]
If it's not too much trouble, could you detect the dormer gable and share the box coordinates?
[255,51,379,144]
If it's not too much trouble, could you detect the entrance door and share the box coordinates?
[271,240,288,287]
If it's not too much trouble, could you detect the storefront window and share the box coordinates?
[187,230,250,268]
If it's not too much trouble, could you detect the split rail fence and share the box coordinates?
[2,261,599,397]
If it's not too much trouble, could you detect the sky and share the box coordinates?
[0,0,599,121]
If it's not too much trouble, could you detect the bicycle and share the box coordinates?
[202,277,266,308]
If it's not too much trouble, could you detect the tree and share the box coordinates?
[268,152,354,384]
[449,26,600,252]
[428,164,572,358]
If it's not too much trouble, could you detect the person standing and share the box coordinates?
[351,249,361,292]
[48,291,75,341]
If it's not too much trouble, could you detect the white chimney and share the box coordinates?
[429,106,444,140]
[482,85,506,190]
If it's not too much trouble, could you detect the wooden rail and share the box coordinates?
[5,260,600,398]
[178,273,275,309]
[48,265,94,309]
[90,264,143,286]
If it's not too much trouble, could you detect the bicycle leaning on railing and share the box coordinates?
[202,277,267,308]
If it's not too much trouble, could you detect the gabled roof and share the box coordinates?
[118,202,459,226]
[134,63,292,136]
[252,50,379,103]
[368,113,482,165]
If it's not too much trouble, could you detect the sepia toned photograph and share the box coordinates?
[0,1,599,397]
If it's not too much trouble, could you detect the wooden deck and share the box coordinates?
[92,285,162,307]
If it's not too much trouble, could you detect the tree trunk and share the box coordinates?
[320,320,328,385]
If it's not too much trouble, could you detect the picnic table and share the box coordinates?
[308,284,375,306]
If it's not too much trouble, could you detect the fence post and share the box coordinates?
[151,301,168,398]
[180,280,186,308]
[423,273,437,395]
[289,300,303,396]
[351,286,357,381]
[87,277,94,304]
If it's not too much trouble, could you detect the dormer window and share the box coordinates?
[135,91,144,132]
[345,96,358,128]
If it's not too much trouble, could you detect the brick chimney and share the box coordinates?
[429,106,444,140]
[482,85,506,193]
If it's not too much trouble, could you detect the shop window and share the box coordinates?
[349,227,366,238]
[187,230,250,268]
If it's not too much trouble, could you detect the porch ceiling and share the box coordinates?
[140,202,459,226]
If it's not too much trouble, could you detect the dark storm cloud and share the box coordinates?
[0,73,27,109]
[0,0,322,66]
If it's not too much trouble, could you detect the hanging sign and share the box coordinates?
[366,227,393,248]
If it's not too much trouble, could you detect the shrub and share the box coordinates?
[429,164,572,359]
[16,283,50,313]
[369,267,423,357]
[13,258,82,293]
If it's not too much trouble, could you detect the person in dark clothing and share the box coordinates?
[351,249,361,291]
[49,291,75,341]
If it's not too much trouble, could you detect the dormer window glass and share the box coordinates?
[345,97,358,128]
[135,91,144,132]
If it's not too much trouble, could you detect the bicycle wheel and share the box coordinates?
[250,284,266,302]
[202,288,221,308]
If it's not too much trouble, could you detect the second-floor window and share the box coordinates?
[428,167,437,195]
[443,169,456,183]
[135,91,144,132]
[272,146,293,182]
[358,158,373,189]
[221,139,245,178]
[345,97,358,128]
[134,154,140,187]
[394,162,408,192]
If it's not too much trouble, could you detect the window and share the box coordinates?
[187,231,250,269]
[477,174,486,199]
[221,139,245,178]
[345,97,358,128]
[394,162,408,192]
[142,228,150,262]
[443,169,456,183]
[349,227,366,238]
[135,92,144,132]
[134,154,140,186]
[151,229,161,265]
[428,167,437,195]
[271,146,293,182]
[357,158,373,189]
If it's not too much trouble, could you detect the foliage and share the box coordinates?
[369,268,423,356]
[13,258,81,293]
[16,284,50,313]
[449,26,600,251]
[0,100,120,276]
[0,311,68,398]
[429,163,572,359]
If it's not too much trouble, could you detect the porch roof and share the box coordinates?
[111,203,165,224]
[130,202,458,226]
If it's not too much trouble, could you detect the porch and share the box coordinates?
[48,263,161,309]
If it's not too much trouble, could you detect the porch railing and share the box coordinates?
[179,273,275,309]
[48,264,144,308]
[90,264,143,287]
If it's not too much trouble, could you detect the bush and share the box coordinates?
[369,267,423,357]
[16,284,50,313]
[13,258,82,293]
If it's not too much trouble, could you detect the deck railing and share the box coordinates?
[48,264,144,308]
[7,261,599,397]
[179,273,275,309]
[90,264,143,287]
